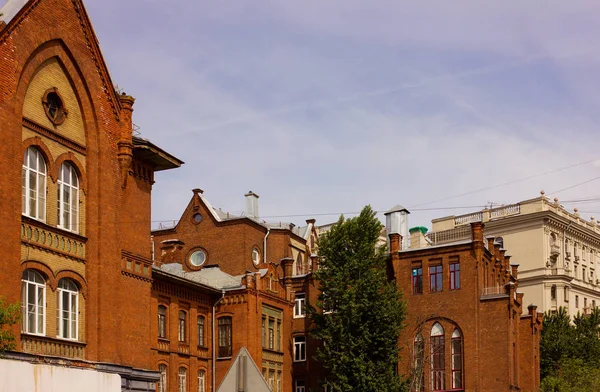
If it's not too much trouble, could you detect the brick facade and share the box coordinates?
[0,0,181,388]
[391,222,542,392]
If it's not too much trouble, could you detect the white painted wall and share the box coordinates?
[0,358,121,392]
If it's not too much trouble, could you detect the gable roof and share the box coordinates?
[0,0,123,120]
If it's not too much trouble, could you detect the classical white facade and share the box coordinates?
[427,193,600,316]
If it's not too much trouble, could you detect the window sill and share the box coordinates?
[217,356,232,361]
[293,315,306,319]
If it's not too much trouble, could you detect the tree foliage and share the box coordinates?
[0,294,20,352]
[540,307,600,391]
[308,206,407,392]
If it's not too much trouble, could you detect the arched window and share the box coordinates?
[494,237,504,248]
[57,162,79,232]
[551,285,557,300]
[197,316,205,347]
[22,147,47,221]
[197,370,205,392]
[430,323,445,391]
[158,364,167,392]
[451,329,463,389]
[178,310,187,342]
[158,305,167,338]
[178,367,187,392]
[57,278,78,340]
[21,269,46,335]
[413,334,424,391]
[218,317,232,357]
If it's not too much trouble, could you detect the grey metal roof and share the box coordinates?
[155,263,247,290]
[384,205,410,214]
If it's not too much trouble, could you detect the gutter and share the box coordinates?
[263,228,270,265]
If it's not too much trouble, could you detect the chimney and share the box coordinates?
[470,221,484,243]
[384,205,410,250]
[245,191,259,218]
[409,226,428,249]
[510,263,519,279]
[389,233,401,259]
[280,257,294,286]
[117,93,135,188]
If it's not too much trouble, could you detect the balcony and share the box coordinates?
[482,286,506,296]
[21,334,86,359]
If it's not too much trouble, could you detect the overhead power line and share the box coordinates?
[408,156,600,208]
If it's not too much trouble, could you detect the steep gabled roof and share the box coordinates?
[0,0,123,120]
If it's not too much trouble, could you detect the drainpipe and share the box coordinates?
[263,228,270,265]
[212,290,225,392]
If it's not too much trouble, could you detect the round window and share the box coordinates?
[42,88,67,125]
[193,213,202,224]
[252,248,260,266]
[189,250,206,267]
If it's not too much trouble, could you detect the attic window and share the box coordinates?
[192,213,202,224]
[42,88,68,125]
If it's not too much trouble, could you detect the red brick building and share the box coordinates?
[150,189,320,392]
[389,221,542,392]
[0,0,181,389]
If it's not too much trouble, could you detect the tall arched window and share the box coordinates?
[197,370,205,392]
[178,367,187,392]
[158,305,167,338]
[413,334,424,391]
[158,364,167,392]
[178,310,187,342]
[430,323,445,391]
[21,269,46,335]
[57,162,79,232]
[451,329,463,389]
[22,147,47,221]
[57,278,78,340]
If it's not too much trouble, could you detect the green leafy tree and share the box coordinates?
[540,307,575,379]
[308,206,407,392]
[0,294,20,352]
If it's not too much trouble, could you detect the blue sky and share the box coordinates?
[54,1,600,228]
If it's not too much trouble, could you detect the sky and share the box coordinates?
[61,1,600,229]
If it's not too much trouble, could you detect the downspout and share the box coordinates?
[263,228,270,265]
[212,290,225,392]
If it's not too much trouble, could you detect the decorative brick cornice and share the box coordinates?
[121,270,153,283]
[23,117,86,155]
[71,0,121,120]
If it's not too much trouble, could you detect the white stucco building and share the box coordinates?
[426,192,600,316]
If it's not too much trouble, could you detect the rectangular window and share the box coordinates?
[277,321,281,351]
[294,293,306,318]
[293,335,306,362]
[564,286,569,302]
[576,295,579,308]
[268,318,275,350]
[218,317,232,357]
[430,265,443,292]
[583,267,587,281]
[412,268,423,295]
[197,316,205,347]
[449,263,460,290]
[262,316,266,348]
[295,380,306,392]
[158,306,167,339]
[178,311,186,342]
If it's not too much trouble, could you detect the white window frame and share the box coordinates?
[57,162,79,233]
[293,335,306,362]
[22,147,47,221]
[294,293,306,318]
[198,370,205,392]
[21,270,46,335]
[158,364,167,392]
[57,278,78,340]
[178,367,187,392]
[295,380,306,392]
[178,310,187,342]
